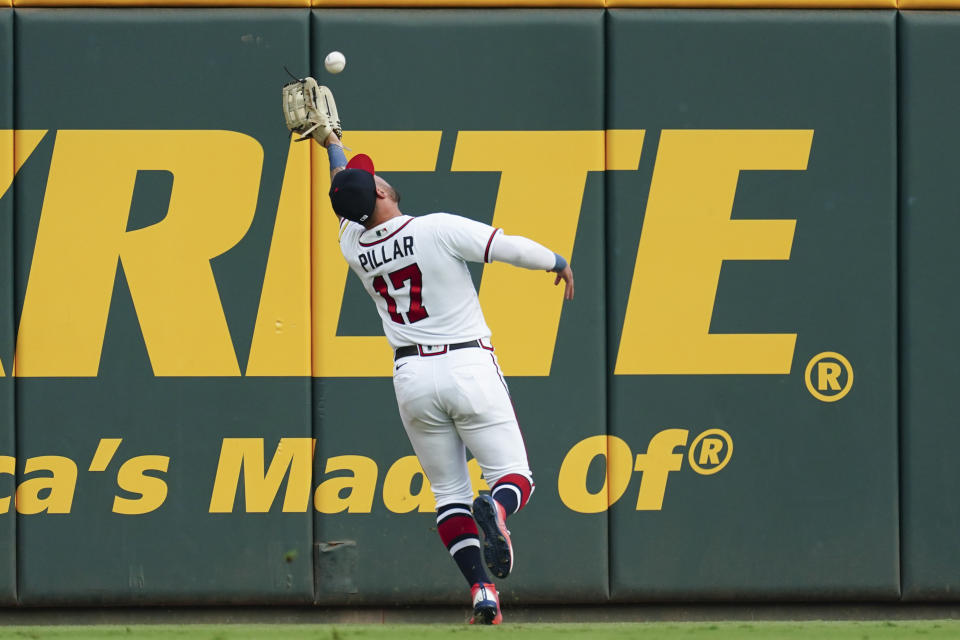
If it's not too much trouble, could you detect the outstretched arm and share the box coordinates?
[323,131,346,179]
[553,263,574,301]
[488,233,574,300]
[321,132,347,222]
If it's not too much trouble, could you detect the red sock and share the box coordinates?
[437,503,489,586]
[491,473,534,516]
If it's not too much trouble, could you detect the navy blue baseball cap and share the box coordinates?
[330,154,376,224]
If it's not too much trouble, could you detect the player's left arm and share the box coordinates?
[282,77,347,224]
[487,232,574,301]
[433,215,574,300]
[323,131,346,178]
[321,131,347,222]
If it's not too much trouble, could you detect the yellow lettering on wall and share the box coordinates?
[16,455,77,514]
[209,437,313,513]
[698,438,724,466]
[0,130,48,377]
[467,458,490,500]
[0,129,12,212]
[557,435,633,514]
[606,130,646,171]
[453,132,603,375]
[314,454,378,514]
[88,437,122,472]
[615,130,812,375]
[382,455,433,513]
[0,130,47,199]
[247,135,312,375]
[112,455,170,515]
[818,361,842,391]
[15,130,262,376]
[312,132,442,376]
[0,456,13,513]
[635,429,687,511]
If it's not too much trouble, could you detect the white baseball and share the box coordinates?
[324,51,346,74]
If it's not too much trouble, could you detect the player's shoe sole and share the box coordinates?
[473,494,513,579]
[471,604,500,625]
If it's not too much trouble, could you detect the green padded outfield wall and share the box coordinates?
[900,12,960,601]
[606,10,898,600]
[0,4,940,606]
[0,9,16,605]
[309,10,609,605]
[12,9,314,604]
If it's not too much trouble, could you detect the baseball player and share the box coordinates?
[322,130,573,624]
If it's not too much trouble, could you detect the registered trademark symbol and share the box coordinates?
[804,351,853,402]
[688,429,733,475]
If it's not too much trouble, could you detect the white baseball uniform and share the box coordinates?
[338,212,553,507]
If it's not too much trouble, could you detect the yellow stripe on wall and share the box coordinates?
[898,0,960,7]
[608,0,894,6]
[314,0,602,6]
[12,0,308,6]
[0,0,945,7]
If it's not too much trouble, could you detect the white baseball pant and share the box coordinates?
[391,341,532,508]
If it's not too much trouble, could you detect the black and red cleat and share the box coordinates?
[469,582,502,625]
[473,494,514,579]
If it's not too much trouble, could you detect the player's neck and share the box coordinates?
[364,207,403,230]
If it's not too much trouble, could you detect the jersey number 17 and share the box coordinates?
[372,263,429,325]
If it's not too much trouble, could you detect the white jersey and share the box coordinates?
[338,213,500,349]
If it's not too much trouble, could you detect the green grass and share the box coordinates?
[0,622,959,640]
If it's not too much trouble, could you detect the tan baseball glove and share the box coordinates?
[281,76,342,143]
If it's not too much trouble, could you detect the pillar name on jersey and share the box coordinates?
[358,236,415,272]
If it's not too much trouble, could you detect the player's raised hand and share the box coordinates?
[553,265,574,300]
[322,131,338,147]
